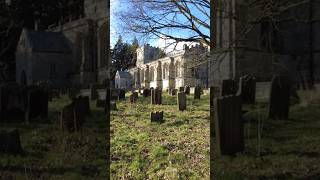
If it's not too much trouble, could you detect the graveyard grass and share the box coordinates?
[0,96,108,179]
[111,92,210,179]
[213,90,320,179]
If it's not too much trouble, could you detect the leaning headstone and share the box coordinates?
[118,89,126,100]
[220,79,237,96]
[268,75,291,120]
[25,87,48,122]
[110,101,117,111]
[151,111,164,123]
[0,129,23,154]
[214,94,244,155]
[143,89,151,97]
[184,85,190,95]
[177,92,187,111]
[194,86,201,99]
[130,92,138,103]
[240,75,256,104]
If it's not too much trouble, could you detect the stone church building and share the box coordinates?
[129,44,209,90]
[209,0,320,88]
[15,0,108,88]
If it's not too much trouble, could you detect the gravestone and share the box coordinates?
[130,92,138,103]
[194,86,201,99]
[143,89,151,97]
[151,111,164,123]
[214,94,244,155]
[177,92,186,111]
[221,79,237,96]
[96,99,105,108]
[60,102,86,133]
[169,89,177,96]
[151,88,162,105]
[73,96,90,116]
[184,85,190,95]
[0,129,23,154]
[118,89,126,100]
[25,87,48,122]
[0,83,26,122]
[110,101,117,111]
[268,75,291,120]
[240,75,256,104]
[179,87,184,92]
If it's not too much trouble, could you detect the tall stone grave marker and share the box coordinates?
[177,92,186,111]
[268,75,291,120]
[214,94,244,155]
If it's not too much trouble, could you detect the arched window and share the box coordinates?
[163,63,169,80]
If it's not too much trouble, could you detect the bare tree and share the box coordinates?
[117,0,210,48]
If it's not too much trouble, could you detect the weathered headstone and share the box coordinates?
[151,88,162,105]
[220,79,237,96]
[268,75,291,120]
[151,111,164,123]
[0,129,23,154]
[240,75,256,104]
[177,92,186,111]
[143,89,151,97]
[130,92,138,103]
[60,102,86,133]
[214,94,244,155]
[184,85,190,95]
[25,87,48,122]
[194,86,201,99]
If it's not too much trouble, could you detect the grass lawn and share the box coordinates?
[213,91,320,179]
[0,96,108,179]
[111,92,210,179]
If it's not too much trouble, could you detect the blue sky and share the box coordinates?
[110,0,210,52]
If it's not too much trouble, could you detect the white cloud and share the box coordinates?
[156,36,200,54]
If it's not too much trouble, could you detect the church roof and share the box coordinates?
[23,29,71,53]
[117,71,131,78]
